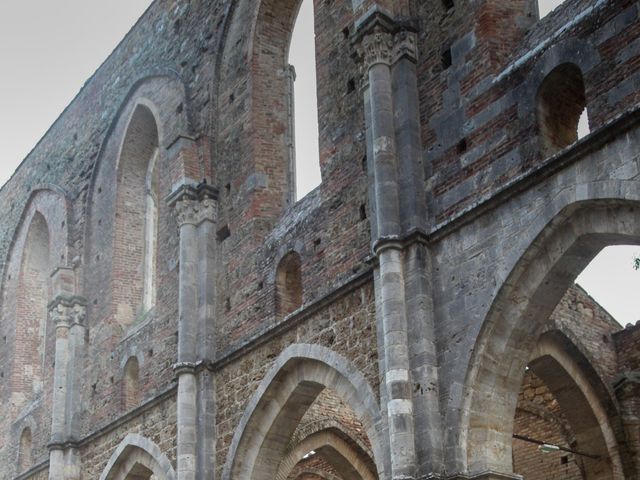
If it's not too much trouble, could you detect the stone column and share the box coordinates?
[359,15,417,479]
[47,294,86,480]
[169,182,218,480]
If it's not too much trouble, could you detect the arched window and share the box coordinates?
[18,427,32,472]
[14,212,50,400]
[250,0,322,212]
[114,104,159,326]
[276,252,303,317]
[123,356,140,410]
[288,0,321,200]
[536,63,587,157]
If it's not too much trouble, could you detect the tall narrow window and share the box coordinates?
[14,213,50,401]
[536,63,586,157]
[18,427,32,472]
[114,105,159,326]
[123,356,140,410]
[276,252,303,317]
[288,0,321,200]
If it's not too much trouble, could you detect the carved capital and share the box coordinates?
[362,32,394,68]
[394,30,418,63]
[168,182,219,227]
[49,296,87,328]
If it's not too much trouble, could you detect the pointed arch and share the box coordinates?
[112,102,161,325]
[523,331,625,478]
[460,200,639,477]
[99,433,176,480]
[0,187,70,419]
[85,75,195,333]
[223,344,386,480]
[276,427,377,480]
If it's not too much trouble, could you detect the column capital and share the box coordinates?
[355,8,419,68]
[361,31,394,67]
[168,182,219,227]
[48,296,87,328]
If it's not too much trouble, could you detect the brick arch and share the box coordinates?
[0,188,70,419]
[523,331,625,478]
[99,433,176,480]
[459,199,640,477]
[276,427,378,480]
[222,344,386,480]
[86,75,195,333]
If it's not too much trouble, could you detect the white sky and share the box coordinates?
[0,0,637,326]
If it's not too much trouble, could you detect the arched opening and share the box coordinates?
[123,356,140,410]
[14,212,50,403]
[537,63,587,157]
[251,0,322,211]
[223,344,385,480]
[278,425,377,480]
[276,251,303,317]
[513,332,622,479]
[288,0,321,200]
[18,427,32,472]
[99,434,176,480]
[114,104,159,327]
[463,202,638,478]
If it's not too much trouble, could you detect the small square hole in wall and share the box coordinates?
[347,78,356,93]
[561,455,569,465]
[442,0,454,10]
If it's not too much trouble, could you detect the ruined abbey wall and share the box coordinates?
[1,0,639,479]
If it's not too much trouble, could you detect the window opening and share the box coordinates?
[114,105,159,326]
[123,356,140,410]
[19,427,32,472]
[536,63,586,157]
[276,251,303,317]
[288,0,321,200]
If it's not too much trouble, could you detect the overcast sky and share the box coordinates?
[0,0,637,325]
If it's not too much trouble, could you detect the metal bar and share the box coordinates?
[512,433,600,459]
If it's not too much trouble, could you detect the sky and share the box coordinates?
[0,0,637,326]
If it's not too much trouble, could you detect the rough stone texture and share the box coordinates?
[0,0,639,479]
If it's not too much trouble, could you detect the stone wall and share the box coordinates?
[0,0,638,478]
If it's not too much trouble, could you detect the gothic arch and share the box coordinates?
[0,188,70,417]
[276,427,377,480]
[460,199,640,477]
[85,75,194,331]
[525,331,625,478]
[99,433,176,480]
[222,344,386,480]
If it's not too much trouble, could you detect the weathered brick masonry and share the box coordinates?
[0,0,639,479]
